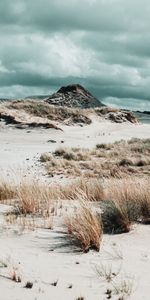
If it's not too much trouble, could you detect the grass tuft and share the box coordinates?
[65,195,103,252]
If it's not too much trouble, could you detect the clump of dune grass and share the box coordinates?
[17,180,55,215]
[101,199,132,234]
[103,178,150,231]
[0,181,17,201]
[65,195,103,252]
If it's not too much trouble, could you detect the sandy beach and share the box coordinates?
[0,117,150,300]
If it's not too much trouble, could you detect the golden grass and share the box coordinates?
[0,174,149,235]
[65,195,103,252]
[59,178,105,201]
[16,180,57,215]
[0,181,17,201]
[0,177,104,213]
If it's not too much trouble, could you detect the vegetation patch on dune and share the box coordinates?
[40,138,150,179]
[1,98,138,128]
[0,176,150,242]
[3,100,92,126]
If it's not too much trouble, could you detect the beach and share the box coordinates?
[0,116,150,300]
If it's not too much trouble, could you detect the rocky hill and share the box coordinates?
[45,84,104,108]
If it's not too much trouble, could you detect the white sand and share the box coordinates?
[0,120,150,299]
[0,203,150,300]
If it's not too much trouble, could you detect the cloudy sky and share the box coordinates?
[0,0,150,110]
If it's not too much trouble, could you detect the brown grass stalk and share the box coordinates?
[65,194,103,252]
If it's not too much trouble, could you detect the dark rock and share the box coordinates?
[106,111,138,124]
[47,139,57,143]
[24,281,33,289]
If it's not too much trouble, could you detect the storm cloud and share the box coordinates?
[0,0,150,110]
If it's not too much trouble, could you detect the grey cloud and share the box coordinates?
[0,0,150,111]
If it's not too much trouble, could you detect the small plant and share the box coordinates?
[95,263,121,282]
[112,278,134,297]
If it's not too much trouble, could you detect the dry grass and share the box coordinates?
[102,178,150,233]
[0,180,17,201]
[5,213,53,230]
[59,178,105,201]
[0,177,105,233]
[5,100,92,125]
[65,195,103,252]
[95,263,121,282]
[41,139,150,179]
[112,278,134,297]
[16,181,54,215]
[0,173,149,235]
[101,199,132,234]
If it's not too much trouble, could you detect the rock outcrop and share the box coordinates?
[46,84,104,108]
[95,107,139,124]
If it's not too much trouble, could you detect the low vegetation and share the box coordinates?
[105,178,150,226]
[65,196,103,252]
[3,100,92,125]
[40,138,150,179]
[0,138,149,250]
[0,174,149,248]
[1,99,138,129]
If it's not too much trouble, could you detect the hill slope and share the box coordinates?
[45,84,104,108]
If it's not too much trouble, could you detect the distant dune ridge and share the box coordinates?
[0,84,139,127]
[45,84,105,108]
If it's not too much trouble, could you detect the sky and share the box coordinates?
[0,0,150,111]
